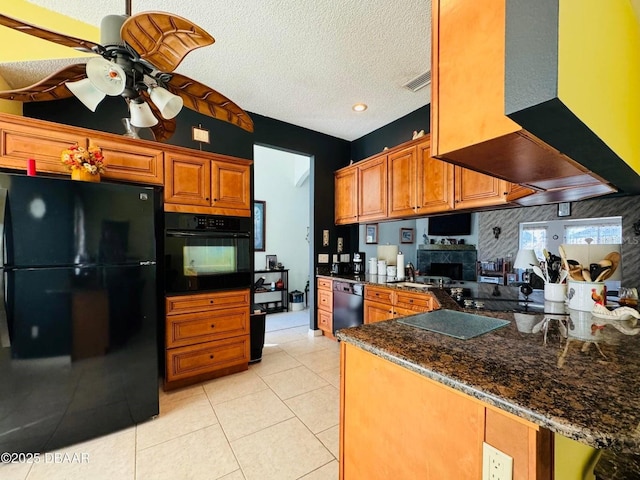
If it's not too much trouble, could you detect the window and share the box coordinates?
[520,225,547,259]
[519,217,621,254]
[564,222,622,244]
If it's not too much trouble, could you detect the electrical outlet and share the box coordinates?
[482,442,513,480]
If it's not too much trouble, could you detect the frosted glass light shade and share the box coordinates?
[86,57,126,96]
[513,249,539,269]
[66,78,106,112]
[149,85,183,119]
[129,101,158,128]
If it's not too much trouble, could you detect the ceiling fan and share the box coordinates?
[0,4,253,141]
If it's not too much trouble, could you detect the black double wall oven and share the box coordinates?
[164,212,252,294]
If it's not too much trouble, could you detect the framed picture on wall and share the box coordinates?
[365,224,378,244]
[254,200,266,251]
[400,228,415,244]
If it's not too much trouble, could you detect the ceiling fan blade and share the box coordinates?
[0,64,88,102]
[0,14,99,52]
[166,73,254,133]
[141,91,177,142]
[120,12,214,73]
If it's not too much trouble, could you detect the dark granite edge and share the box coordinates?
[336,326,639,451]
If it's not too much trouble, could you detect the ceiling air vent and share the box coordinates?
[403,71,431,92]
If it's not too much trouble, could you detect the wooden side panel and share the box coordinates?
[432,0,519,156]
[485,408,553,480]
[341,344,485,479]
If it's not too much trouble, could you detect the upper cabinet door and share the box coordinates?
[164,154,211,206]
[416,140,455,214]
[335,165,358,225]
[388,145,417,218]
[454,166,509,210]
[211,160,251,215]
[89,136,163,185]
[358,156,387,221]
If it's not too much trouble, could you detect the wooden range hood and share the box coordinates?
[431,0,640,202]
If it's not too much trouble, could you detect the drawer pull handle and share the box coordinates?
[409,299,413,303]
[210,300,214,304]
[210,324,216,329]
[209,354,214,359]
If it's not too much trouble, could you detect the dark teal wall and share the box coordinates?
[350,105,430,162]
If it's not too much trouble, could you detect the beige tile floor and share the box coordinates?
[2,309,340,480]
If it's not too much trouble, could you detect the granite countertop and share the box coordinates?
[325,273,640,453]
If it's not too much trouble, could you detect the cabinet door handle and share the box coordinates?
[209,354,215,359]
[213,198,218,201]
[210,324,216,329]
[210,300,214,304]
[205,197,210,201]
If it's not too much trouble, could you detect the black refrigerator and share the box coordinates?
[0,172,160,453]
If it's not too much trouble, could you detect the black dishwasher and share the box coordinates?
[332,281,364,334]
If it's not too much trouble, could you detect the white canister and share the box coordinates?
[544,283,567,302]
[567,280,606,312]
[369,257,378,274]
[377,260,387,276]
[386,265,397,277]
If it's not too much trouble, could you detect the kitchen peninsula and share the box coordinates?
[334,280,640,479]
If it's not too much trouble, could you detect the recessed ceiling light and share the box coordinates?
[352,103,368,112]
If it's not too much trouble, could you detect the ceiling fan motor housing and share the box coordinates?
[100,15,127,47]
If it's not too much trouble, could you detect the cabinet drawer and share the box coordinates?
[317,278,333,290]
[317,289,333,311]
[364,286,393,304]
[318,309,332,334]
[166,335,249,383]
[166,307,249,348]
[394,291,434,312]
[166,289,250,315]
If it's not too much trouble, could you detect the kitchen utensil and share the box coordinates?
[558,245,570,271]
[581,269,592,282]
[593,266,612,282]
[532,265,548,283]
[604,252,621,277]
[558,269,568,284]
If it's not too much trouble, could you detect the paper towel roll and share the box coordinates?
[377,245,399,265]
[396,253,405,280]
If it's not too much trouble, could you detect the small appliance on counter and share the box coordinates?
[352,252,365,275]
[331,253,352,275]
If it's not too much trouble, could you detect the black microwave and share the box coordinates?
[164,212,252,294]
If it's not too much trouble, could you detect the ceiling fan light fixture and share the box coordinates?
[66,78,106,112]
[149,85,184,119]
[86,57,126,96]
[129,100,159,128]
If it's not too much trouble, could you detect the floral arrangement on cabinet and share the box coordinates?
[61,144,106,175]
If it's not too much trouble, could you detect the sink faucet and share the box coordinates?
[406,262,415,282]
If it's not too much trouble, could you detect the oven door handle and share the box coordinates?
[166,230,250,239]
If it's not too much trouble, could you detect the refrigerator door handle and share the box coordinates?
[0,187,9,347]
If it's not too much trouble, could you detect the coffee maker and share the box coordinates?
[331,253,353,275]
[352,252,365,275]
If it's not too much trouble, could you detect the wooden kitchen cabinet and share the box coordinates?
[340,343,552,479]
[0,113,164,184]
[164,289,250,390]
[364,285,436,324]
[165,152,251,216]
[317,277,333,337]
[358,155,387,222]
[335,165,358,225]
[454,166,510,210]
[388,137,454,218]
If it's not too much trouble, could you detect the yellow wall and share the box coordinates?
[0,74,21,115]
[555,434,600,480]
[0,0,98,62]
[559,0,640,173]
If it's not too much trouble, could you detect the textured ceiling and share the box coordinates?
[1,0,431,141]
